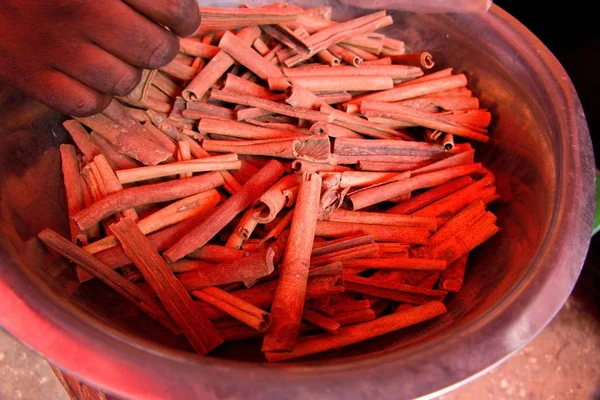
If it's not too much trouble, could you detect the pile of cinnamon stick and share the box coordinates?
[39,3,500,362]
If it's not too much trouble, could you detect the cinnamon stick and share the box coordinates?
[202,136,330,163]
[199,118,298,140]
[211,89,333,122]
[319,171,409,188]
[302,308,340,333]
[82,189,220,255]
[361,102,489,143]
[196,6,304,35]
[333,137,444,157]
[342,257,447,271]
[345,73,467,106]
[315,221,430,244]
[344,274,447,303]
[223,73,274,98]
[427,200,487,246]
[114,155,241,184]
[332,308,376,326]
[89,132,141,170]
[73,171,224,231]
[438,254,468,292]
[322,209,437,231]
[263,173,322,352]
[284,12,393,67]
[183,26,261,101]
[417,211,499,264]
[265,302,446,361]
[159,59,198,81]
[193,287,271,332]
[179,38,220,58]
[411,150,475,176]
[62,120,102,162]
[75,113,171,165]
[413,176,497,218]
[387,176,474,214]
[188,244,247,264]
[280,65,422,79]
[252,174,298,223]
[269,76,394,92]
[219,31,284,80]
[164,160,285,261]
[110,218,223,354]
[59,145,86,244]
[328,44,362,67]
[38,229,179,334]
[311,243,380,266]
[390,52,435,69]
[347,164,482,210]
[311,234,374,257]
[226,207,260,249]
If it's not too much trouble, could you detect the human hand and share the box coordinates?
[0,0,200,116]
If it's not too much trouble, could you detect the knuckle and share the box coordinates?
[111,68,142,96]
[145,33,179,69]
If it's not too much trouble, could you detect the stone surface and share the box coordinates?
[0,331,68,400]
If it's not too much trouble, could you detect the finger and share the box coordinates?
[122,0,201,37]
[84,1,179,69]
[49,42,142,97]
[17,67,112,116]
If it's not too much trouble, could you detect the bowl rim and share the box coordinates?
[0,4,595,399]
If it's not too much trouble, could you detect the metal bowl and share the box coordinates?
[0,3,595,399]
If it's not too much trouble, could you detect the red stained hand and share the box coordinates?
[0,0,200,116]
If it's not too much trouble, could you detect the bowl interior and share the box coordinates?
[0,1,562,369]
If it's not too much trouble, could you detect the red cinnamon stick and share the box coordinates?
[263,173,322,352]
[164,160,285,261]
[265,301,447,361]
[315,221,430,244]
[110,218,223,354]
[73,171,224,231]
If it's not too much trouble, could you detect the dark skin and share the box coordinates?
[0,0,201,116]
